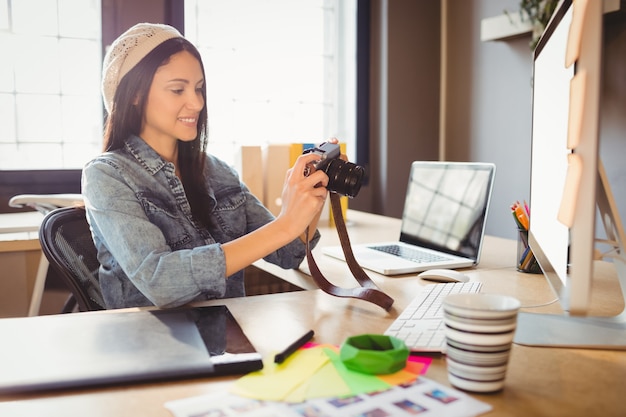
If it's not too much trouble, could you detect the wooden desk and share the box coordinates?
[0,211,42,234]
[0,212,43,317]
[1,196,84,316]
[1,210,625,417]
[253,210,519,292]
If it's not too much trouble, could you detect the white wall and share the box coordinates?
[445,1,626,240]
[354,0,533,239]
[444,0,534,240]
[344,0,626,242]
[352,0,440,217]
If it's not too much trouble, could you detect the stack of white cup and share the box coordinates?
[442,293,521,393]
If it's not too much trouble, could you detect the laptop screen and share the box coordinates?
[399,162,496,260]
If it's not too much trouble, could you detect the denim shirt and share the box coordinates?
[82,135,320,309]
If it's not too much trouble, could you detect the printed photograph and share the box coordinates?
[425,388,458,404]
[328,395,364,408]
[290,403,331,417]
[353,407,390,417]
[393,399,428,414]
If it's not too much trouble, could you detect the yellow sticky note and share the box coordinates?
[231,347,329,401]
[558,153,582,228]
[565,0,589,67]
[567,70,587,150]
[376,369,418,386]
[284,358,352,402]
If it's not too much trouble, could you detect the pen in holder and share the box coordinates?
[516,228,541,274]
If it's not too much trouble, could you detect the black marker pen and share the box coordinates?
[274,330,315,364]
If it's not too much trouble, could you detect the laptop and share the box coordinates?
[322,161,496,275]
[0,305,262,394]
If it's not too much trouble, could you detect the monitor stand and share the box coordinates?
[514,161,626,350]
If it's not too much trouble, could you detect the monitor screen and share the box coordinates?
[527,0,574,303]
[527,0,602,315]
[513,0,626,349]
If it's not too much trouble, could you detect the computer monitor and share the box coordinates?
[514,0,626,349]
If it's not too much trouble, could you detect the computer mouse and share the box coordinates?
[417,269,470,283]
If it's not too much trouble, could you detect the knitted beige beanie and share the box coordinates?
[101,23,182,113]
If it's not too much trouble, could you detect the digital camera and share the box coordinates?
[303,142,365,198]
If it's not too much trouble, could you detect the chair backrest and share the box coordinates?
[39,206,106,311]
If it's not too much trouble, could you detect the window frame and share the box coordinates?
[1,0,368,213]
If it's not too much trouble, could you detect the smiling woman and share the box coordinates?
[81,23,342,310]
[141,50,206,162]
[0,0,356,209]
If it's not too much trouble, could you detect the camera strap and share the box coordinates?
[305,193,395,311]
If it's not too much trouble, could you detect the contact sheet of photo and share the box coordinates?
[165,377,491,417]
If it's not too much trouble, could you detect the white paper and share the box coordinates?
[165,377,492,417]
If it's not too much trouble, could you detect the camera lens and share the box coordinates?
[323,159,365,198]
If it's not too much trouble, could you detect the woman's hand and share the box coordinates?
[276,137,345,241]
[221,138,345,276]
[277,152,329,239]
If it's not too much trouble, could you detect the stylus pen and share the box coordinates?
[274,330,315,364]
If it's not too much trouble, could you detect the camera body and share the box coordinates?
[303,142,365,198]
[304,141,341,172]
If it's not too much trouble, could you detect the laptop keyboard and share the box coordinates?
[369,244,450,263]
[384,281,482,353]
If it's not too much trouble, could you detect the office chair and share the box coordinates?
[9,193,84,315]
[9,193,84,215]
[39,206,105,312]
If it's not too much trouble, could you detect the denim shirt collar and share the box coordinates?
[121,134,218,211]
[124,135,172,176]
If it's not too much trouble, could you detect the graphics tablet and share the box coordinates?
[0,305,262,394]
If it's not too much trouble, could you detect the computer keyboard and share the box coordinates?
[369,244,450,263]
[384,281,482,353]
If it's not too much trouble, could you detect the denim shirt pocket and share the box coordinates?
[137,191,192,250]
[212,186,247,238]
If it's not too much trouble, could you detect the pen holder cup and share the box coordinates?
[516,229,541,274]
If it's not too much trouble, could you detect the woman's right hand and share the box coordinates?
[276,152,330,239]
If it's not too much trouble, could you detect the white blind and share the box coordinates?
[184,0,356,166]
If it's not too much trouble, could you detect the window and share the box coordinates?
[184,0,357,165]
[0,0,356,170]
[0,0,102,170]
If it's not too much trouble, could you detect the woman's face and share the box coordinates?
[140,50,205,148]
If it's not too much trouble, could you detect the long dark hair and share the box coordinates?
[103,37,214,230]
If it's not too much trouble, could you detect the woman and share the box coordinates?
[83,23,333,309]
